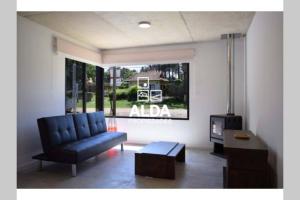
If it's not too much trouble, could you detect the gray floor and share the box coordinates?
[17,145,225,188]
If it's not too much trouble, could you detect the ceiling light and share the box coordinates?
[138,21,151,29]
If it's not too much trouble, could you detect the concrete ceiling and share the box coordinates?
[19,12,255,50]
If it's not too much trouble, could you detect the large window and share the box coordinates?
[65,58,100,113]
[104,63,189,119]
[65,59,189,119]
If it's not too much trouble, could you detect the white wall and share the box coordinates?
[113,39,245,148]
[18,16,63,170]
[17,16,100,170]
[246,12,283,187]
[17,15,246,170]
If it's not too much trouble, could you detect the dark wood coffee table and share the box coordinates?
[135,141,185,179]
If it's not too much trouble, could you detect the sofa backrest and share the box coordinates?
[87,111,107,136]
[72,113,91,139]
[37,115,78,153]
[37,111,108,153]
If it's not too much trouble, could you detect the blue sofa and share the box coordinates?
[33,111,127,176]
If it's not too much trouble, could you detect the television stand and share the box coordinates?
[210,142,225,158]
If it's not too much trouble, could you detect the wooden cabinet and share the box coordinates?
[223,130,271,188]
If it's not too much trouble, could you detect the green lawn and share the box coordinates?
[104,97,132,108]
[77,91,187,109]
[104,96,186,109]
[77,94,96,108]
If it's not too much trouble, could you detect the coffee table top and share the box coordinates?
[138,141,179,155]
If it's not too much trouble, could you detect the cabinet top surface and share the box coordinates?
[223,130,268,150]
[210,114,242,118]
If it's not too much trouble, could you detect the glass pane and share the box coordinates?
[86,64,96,113]
[65,59,84,113]
[115,66,139,117]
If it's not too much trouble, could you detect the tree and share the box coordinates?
[86,64,96,82]
[104,71,110,83]
[121,68,136,80]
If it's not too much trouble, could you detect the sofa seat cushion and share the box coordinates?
[48,132,127,163]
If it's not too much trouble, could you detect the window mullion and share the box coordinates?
[82,63,87,113]
[112,67,117,116]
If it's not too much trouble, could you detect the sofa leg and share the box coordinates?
[121,143,124,151]
[72,164,77,177]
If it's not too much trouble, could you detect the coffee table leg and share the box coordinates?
[166,157,176,179]
[176,145,185,162]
